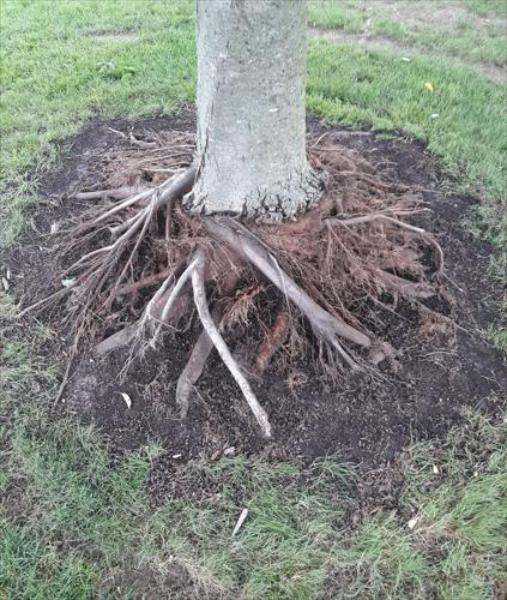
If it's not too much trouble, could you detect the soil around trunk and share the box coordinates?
[4,111,506,476]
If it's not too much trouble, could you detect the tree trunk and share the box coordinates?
[190,0,321,223]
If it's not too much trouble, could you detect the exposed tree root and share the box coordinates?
[73,186,143,201]
[176,270,239,418]
[191,251,271,438]
[176,326,215,419]
[205,218,371,369]
[21,130,446,437]
[256,311,290,374]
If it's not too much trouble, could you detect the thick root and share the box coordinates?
[73,186,144,201]
[191,251,272,438]
[176,271,239,417]
[176,327,214,419]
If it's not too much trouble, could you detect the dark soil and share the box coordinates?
[99,561,224,600]
[4,111,506,483]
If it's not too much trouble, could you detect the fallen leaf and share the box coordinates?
[120,392,132,409]
[425,81,434,93]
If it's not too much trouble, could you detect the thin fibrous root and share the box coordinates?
[326,213,425,232]
[115,267,173,296]
[205,218,372,368]
[79,167,195,232]
[62,168,196,327]
[256,311,290,373]
[18,285,74,318]
[191,250,272,438]
[326,212,444,275]
[95,272,192,357]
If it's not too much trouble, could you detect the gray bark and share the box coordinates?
[190,0,321,222]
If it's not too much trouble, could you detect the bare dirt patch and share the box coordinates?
[0,478,30,524]
[89,31,141,43]
[308,27,507,85]
[100,560,228,600]
[379,0,468,27]
[349,0,499,31]
[4,112,506,474]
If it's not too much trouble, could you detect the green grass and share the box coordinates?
[465,0,507,17]
[307,41,507,194]
[484,298,507,353]
[1,0,506,597]
[0,0,196,246]
[2,325,505,598]
[308,0,507,65]
[306,40,507,273]
[308,1,367,33]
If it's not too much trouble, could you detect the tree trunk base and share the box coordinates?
[189,167,323,224]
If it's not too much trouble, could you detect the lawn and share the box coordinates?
[1,1,506,598]
[308,0,507,66]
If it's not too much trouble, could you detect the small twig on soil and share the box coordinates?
[232,508,249,537]
[54,354,74,404]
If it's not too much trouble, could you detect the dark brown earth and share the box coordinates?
[5,112,506,487]
[99,562,224,600]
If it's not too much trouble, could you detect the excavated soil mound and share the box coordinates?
[5,111,506,474]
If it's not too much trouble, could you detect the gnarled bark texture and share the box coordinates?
[189,0,321,222]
